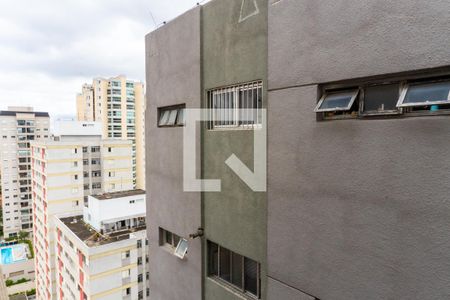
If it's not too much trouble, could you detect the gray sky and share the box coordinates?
[0,0,208,118]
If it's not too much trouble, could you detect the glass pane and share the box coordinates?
[167,110,178,126]
[231,253,243,289]
[219,247,231,283]
[213,93,221,126]
[174,239,189,259]
[404,81,450,104]
[173,234,180,247]
[244,258,258,296]
[208,242,219,276]
[364,84,399,111]
[164,231,172,245]
[176,108,185,126]
[319,91,357,110]
[159,110,170,126]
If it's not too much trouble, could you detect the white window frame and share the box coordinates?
[314,89,360,113]
[174,238,189,259]
[397,80,450,108]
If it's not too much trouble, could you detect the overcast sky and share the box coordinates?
[0,0,208,118]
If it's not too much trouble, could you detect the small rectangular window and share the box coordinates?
[398,80,450,108]
[207,241,261,298]
[363,84,400,113]
[207,81,263,129]
[314,89,359,112]
[158,105,186,127]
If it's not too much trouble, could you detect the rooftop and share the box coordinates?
[0,110,49,117]
[93,189,145,200]
[59,215,146,247]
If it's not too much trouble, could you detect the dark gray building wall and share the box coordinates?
[268,0,450,90]
[145,7,202,300]
[268,1,450,300]
[202,0,268,299]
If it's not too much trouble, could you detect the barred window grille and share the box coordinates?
[207,81,263,129]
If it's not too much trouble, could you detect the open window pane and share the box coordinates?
[399,81,450,107]
[244,258,258,296]
[315,90,359,112]
[174,238,189,259]
[364,84,400,112]
[167,110,178,126]
[158,110,170,126]
[176,108,185,125]
[219,247,231,282]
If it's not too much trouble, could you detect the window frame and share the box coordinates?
[207,241,261,299]
[359,82,403,117]
[157,104,186,128]
[316,71,450,121]
[397,79,450,108]
[206,80,263,130]
[174,238,189,260]
[314,89,360,113]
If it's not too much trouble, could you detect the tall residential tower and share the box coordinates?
[0,106,50,238]
[76,76,146,190]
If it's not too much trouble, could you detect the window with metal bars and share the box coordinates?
[208,241,261,299]
[206,81,263,130]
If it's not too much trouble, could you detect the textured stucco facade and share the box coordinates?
[267,0,450,299]
[202,0,268,299]
[146,0,450,299]
[145,6,203,300]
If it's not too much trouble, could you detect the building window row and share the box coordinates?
[315,75,450,120]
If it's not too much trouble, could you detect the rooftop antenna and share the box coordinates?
[149,10,157,28]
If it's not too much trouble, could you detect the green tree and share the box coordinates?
[18,231,29,241]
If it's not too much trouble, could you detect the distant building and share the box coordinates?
[54,190,148,299]
[0,106,50,238]
[76,76,146,190]
[31,121,134,299]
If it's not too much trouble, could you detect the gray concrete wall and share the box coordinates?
[202,0,268,299]
[268,1,450,299]
[269,0,450,90]
[145,7,202,300]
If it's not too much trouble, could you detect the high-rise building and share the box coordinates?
[54,190,149,300]
[76,76,146,190]
[145,0,450,300]
[0,106,50,238]
[31,121,134,300]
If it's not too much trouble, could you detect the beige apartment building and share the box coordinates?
[31,121,134,300]
[76,76,145,190]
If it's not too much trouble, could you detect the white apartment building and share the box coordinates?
[54,190,149,300]
[0,107,50,238]
[31,121,134,300]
